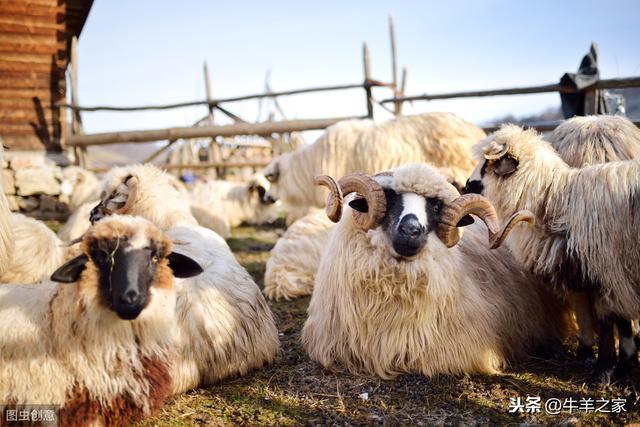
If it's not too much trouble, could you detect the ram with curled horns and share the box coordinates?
[302,163,574,378]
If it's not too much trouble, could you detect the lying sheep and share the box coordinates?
[190,174,279,238]
[263,209,332,300]
[59,166,101,212]
[464,124,640,384]
[302,164,572,378]
[90,164,279,392]
[0,215,203,425]
[264,167,469,301]
[548,115,640,363]
[262,113,485,224]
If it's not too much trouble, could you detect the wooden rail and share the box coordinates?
[381,76,640,104]
[88,160,271,174]
[59,83,371,112]
[68,116,364,147]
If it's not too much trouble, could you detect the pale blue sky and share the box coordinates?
[76,0,640,134]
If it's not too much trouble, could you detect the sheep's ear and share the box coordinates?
[493,156,518,177]
[349,197,368,213]
[167,252,203,278]
[456,215,474,227]
[51,255,88,283]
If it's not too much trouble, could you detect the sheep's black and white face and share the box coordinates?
[350,189,443,258]
[463,155,519,196]
[51,217,203,321]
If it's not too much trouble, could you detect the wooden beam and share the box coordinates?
[381,76,640,104]
[397,67,408,115]
[203,61,214,123]
[143,139,178,163]
[389,15,398,92]
[68,116,363,147]
[59,83,367,112]
[362,43,373,119]
[87,160,272,174]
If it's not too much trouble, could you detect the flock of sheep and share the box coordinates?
[0,111,639,424]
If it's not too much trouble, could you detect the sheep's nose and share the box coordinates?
[398,217,422,238]
[262,194,277,204]
[121,289,140,305]
[90,206,103,223]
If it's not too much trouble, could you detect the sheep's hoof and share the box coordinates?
[575,344,595,367]
[590,368,614,386]
[614,353,639,380]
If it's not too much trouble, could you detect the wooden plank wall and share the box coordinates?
[0,0,91,150]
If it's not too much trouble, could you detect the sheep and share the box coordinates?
[262,112,485,224]
[301,164,573,378]
[548,115,640,167]
[59,166,101,212]
[90,164,200,231]
[263,208,332,300]
[464,124,640,384]
[0,214,79,284]
[0,215,204,426]
[548,115,640,364]
[89,163,279,392]
[263,166,470,301]
[189,174,280,238]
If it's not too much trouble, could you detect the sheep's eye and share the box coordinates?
[265,173,276,183]
[428,197,443,212]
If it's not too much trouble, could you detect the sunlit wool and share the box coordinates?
[262,112,485,224]
[472,125,640,320]
[302,164,572,378]
[0,216,177,425]
[94,164,279,393]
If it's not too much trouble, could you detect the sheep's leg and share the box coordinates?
[614,317,638,379]
[569,292,596,365]
[633,319,640,350]
[591,315,616,385]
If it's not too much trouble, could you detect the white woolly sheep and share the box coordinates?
[59,166,101,212]
[548,114,640,364]
[0,215,204,426]
[262,112,485,224]
[465,124,640,384]
[190,174,280,239]
[263,208,332,300]
[0,214,79,284]
[548,115,640,167]
[302,164,573,378]
[263,166,470,301]
[89,164,279,392]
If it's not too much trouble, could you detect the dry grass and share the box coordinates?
[133,222,639,426]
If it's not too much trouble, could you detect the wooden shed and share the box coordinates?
[0,0,93,151]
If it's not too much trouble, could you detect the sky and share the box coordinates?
[75,0,640,135]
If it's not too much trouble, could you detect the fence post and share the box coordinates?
[362,43,374,119]
[389,15,401,115]
[69,36,87,167]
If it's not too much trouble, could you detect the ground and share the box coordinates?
[136,222,639,426]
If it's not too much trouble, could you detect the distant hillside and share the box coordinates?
[486,87,640,127]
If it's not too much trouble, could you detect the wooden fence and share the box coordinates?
[63,34,640,171]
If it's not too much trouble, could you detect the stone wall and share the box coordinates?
[2,152,70,221]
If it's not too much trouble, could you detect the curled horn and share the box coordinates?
[437,193,534,248]
[314,175,343,222]
[484,144,509,160]
[314,173,387,230]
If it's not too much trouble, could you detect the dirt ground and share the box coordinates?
[137,222,640,426]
